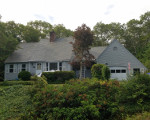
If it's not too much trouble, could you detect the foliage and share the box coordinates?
[24,79,122,120]
[27,20,53,38]
[102,65,110,80]
[125,111,150,120]
[91,64,110,80]
[71,24,94,79]
[42,71,75,84]
[0,85,33,120]
[18,71,31,81]
[53,24,73,38]
[119,74,150,115]
[93,22,124,46]
[0,22,18,81]
[23,26,41,42]
[0,80,34,86]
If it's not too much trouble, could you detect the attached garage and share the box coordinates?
[110,67,127,80]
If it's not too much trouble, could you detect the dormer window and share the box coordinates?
[113,46,117,51]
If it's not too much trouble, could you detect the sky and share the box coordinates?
[0,0,150,30]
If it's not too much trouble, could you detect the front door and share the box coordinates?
[36,63,42,76]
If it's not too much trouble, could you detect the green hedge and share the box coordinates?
[0,80,34,86]
[42,71,75,84]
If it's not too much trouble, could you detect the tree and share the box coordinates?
[23,26,41,42]
[93,22,124,46]
[71,24,94,79]
[0,22,18,81]
[53,24,73,38]
[27,20,53,38]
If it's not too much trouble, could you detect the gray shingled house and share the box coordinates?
[4,33,146,80]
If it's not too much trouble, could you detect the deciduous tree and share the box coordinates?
[71,24,94,79]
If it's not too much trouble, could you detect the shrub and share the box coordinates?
[91,64,104,79]
[91,64,110,80]
[119,74,150,115]
[42,71,75,84]
[102,65,110,80]
[25,78,122,120]
[18,71,31,81]
[0,81,34,86]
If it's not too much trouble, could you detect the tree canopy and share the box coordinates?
[71,24,94,79]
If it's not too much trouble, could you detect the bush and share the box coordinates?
[119,74,150,115]
[102,65,110,80]
[25,78,122,120]
[18,71,31,81]
[91,64,110,80]
[42,71,75,84]
[0,80,34,86]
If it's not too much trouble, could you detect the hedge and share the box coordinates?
[18,71,31,81]
[42,71,75,84]
[0,81,34,86]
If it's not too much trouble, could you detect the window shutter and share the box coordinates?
[14,64,17,73]
[5,64,9,73]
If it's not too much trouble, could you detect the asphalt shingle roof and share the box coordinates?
[5,37,106,63]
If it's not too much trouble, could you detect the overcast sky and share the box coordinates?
[0,0,150,30]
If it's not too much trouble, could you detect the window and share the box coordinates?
[46,63,48,71]
[22,64,26,71]
[121,69,126,73]
[37,63,42,70]
[50,63,57,70]
[116,70,121,73]
[59,62,62,71]
[9,64,14,73]
[111,70,115,73]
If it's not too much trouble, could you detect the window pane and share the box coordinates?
[50,63,57,70]
[22,64,26,71]
[111,70,115,73]
[10,64,13,69]
[59,62,62,71]
[37,63,41,70]
[121,70,126,73]
[116,70,120,73]
[9,69,13,73]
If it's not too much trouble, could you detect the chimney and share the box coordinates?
[50,31,56,42]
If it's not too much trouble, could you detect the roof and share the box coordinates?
[97,39,146,69]
[5,37,106,63]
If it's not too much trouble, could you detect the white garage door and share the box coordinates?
[110,67,127,80]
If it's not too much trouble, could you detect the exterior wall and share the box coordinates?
[5,63,29,80]
[5,61,72,80]
[62,62,72,71]
[97,40,147,80]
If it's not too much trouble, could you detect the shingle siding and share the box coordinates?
[97,39,146,80]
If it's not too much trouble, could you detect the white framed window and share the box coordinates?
[49,63,57,70]
[8,64,17,73]
[18,64,27,72]
[9,64,14,73]
[37,63,42,70]
[22,64,26,71]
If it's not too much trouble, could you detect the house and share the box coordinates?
[4,33,146,80]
